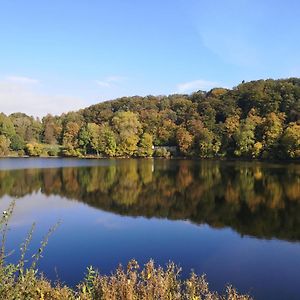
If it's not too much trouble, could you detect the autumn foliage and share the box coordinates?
[0,78,299,159]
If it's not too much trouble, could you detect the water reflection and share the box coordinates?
[0,159,299,241]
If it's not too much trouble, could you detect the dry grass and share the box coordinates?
[0,202,252,300]
[0,259,252,300]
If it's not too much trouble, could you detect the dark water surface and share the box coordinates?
[0,158,300,299]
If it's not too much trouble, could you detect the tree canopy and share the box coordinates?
[0,78,299,159]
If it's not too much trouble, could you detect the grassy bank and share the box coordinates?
[0,202,252,300]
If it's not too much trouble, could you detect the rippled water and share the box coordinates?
[0,158,299,299]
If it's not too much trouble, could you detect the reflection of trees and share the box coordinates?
[0,169,41,197]
[1,160,300,241]
[111,160,142,206]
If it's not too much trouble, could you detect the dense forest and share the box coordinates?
[0,78,299,159]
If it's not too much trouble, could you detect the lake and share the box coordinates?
[0,158,300,299]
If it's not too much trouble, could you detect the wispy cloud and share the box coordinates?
[200,31,259,67]
[187,1,261,68]
[95,80,111,88]
[6,75,39,84]
[95,75,127,88]
[176,79,218,93]
[0,76,87,117]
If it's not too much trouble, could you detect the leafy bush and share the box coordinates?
[10,134,25,151]
[17,149,25,157]
[25,143,43,157]
[154,147,171,158]
[61,144,82,157]
[43,145,60,156]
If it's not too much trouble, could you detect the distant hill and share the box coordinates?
[0,78,299,159]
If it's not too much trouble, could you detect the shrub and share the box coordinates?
[17,149,25,157]
[10,135,25,151]
[25,143,43,157]
[154,147,171,158]
[61,144,82,157]
[44,145,60,156]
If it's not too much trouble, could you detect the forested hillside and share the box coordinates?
[0,78,299,159]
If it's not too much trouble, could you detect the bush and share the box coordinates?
[47,148,59,156]
[10,135,25,151]
[154,147,171,158]
[44,145,60,157]
[25,143,43,157]
[17,149,25,157]
[61,144,83,157]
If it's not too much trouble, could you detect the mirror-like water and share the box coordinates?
[0,158,300,299]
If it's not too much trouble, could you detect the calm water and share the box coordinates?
[0,158,300,299]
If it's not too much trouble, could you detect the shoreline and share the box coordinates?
[0,155,299,164]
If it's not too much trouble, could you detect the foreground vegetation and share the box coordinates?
[0,78,299,160]
[0,202,251,299]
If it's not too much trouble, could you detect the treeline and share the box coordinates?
[0,78,299,159]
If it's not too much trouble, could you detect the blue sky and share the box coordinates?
[0,0,300,117]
